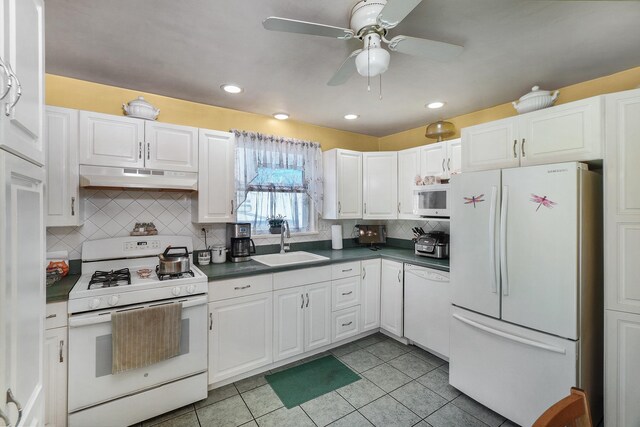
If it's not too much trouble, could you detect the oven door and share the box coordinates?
[413,184,450,217]
[67,295,208,413]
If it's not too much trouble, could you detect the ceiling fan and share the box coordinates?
[262,0,463,87]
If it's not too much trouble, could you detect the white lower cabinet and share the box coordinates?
[380,260,404,337]
[273,281,331,362]
[208,292,273,384]
[332,306,361,342]
[361,259,381,332]
[44,318,67,427]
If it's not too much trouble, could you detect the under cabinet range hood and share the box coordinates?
[79,165,198,191]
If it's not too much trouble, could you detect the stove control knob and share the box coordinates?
[186,285,196,294]
[172,287,181,296]
[108,295,119,306]
[89,298,101,309]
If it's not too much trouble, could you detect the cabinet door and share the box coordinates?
[605,89,640,314]
[192,129,235,223]
[420,142,448,179]
[304,282,332,352]
[273,288,304,362]
[380,260,403,337]
[144,121,198,172]
[209,293,273,384]
[461,117,519,172]
[397,148,420,219]
[361,259,381,332]
[447,138,462,176]
[44,327,67,427]
[79,111,144,168]
[337,150,362,219]
[45,106,81,227]
[0,0,44,166]
[0,151,45,427]
[363,152,398,219]
[519,96,603,167]
[606,310,640,427]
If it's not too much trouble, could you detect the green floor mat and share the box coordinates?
[265,355,360,408]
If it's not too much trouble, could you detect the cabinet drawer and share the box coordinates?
[332,276,361,311]
[46,301,68,329]
[332,261,361,280]
[332,306,361,343]
[209,274,273,301]
[273,266,331,290]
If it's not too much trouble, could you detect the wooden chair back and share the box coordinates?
[532,387,593,427]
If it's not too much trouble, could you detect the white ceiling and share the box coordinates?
[45,0,640,136]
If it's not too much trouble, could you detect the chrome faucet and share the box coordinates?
[280,220,290,254]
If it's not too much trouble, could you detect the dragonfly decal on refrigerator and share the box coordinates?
[464,194,485,208]
[530,194,557,211]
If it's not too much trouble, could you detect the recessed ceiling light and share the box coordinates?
[273,113,289,120]
[427,101,445,109]
[344,114,359,120]
[221,84,243,94]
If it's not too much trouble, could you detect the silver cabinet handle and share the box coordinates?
[46,314,56,319]
[0,408,9,427]
[341,321,353,327]
[306,293,309,308]
[0,56,12,101]
[521,138,526,157]
[341,268,352,272]
[71,197,76,216]
[139,142,143,159]
[147,142,150,160]
[341,291,353,296]
[59,340,64,363]
[362,268,366,280]
[209,313,213,330]
[301,294,304,309]
[397,202,400,214]
[513,140,517,158]
[441,158,445,172]
[230,200,234,215]
[6,388,22,426]
[447,158,451,171]
[364,203,367,214]
[4,64,21,117]
[234,285,250,290]
[338,201,341,213]
[397,270,401,283]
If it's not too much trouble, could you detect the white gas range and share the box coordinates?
[67,236,208,427]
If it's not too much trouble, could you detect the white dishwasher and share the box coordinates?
[404,264,450,359]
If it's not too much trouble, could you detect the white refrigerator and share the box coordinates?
[449,162,602,427]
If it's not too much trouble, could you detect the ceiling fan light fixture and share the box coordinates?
[427,101,445,109]
[273,112,290,120]
[355,47,390,77]
[344,114,359,120]
[220,84,243,94]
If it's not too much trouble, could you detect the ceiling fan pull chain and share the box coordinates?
[367,36,371,92]
[379,74,383,100]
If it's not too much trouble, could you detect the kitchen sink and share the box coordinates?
[252,251,329,267]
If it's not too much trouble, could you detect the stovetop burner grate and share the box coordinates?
[155,265,195,281]
[88,268,132,289]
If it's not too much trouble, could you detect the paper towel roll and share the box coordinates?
[331,225,343,250]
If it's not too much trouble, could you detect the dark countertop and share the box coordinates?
[199,247,449,282]
[46,274,80,304]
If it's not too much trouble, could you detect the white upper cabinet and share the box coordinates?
[363,151,398,219]
[447,138,462,176]
[397,148,420,219]
[0,0,45,166]
[420,142,448,179]
[79,111,145,168]
[45,107,82,227]
[192,129,235,223]
[462,117,520,172]
[462,96,603,172]
[144,121,198,172]
[323,149,362,219]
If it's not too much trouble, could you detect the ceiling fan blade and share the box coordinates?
[376,0,423,29]
[263,17,354,39]
[387,35,463,61]
[327,49,362,86]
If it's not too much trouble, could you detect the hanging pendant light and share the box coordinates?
[425,120,455,142]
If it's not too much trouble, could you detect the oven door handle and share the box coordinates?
[69,296,208,327]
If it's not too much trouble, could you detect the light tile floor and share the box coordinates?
[134,333,520,427]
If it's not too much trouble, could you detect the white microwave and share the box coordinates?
[413,184,450,217]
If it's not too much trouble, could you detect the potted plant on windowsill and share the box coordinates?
[267,214,286,234]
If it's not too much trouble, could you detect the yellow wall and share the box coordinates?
[379,66,640,151]
[45,74,379,152]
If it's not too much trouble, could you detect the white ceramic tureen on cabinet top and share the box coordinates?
[123,96,160,120]
[512,85,560,114]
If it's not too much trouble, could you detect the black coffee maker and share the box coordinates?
[226,223,256,262]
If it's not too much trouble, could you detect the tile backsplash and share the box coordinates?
[46,189,447,259]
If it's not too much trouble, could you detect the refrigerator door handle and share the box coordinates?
[500,186,509,296]
[488,186,498,294]
[452,313,567,355]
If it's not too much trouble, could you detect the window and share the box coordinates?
[234,131,323,235]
